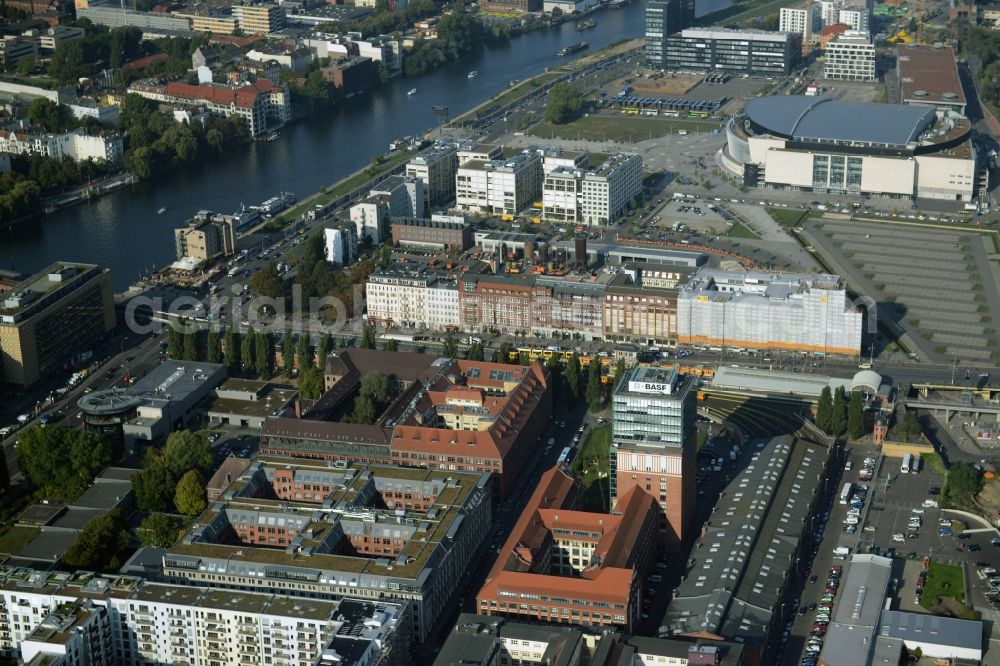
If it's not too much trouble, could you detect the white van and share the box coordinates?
[833,546,850,559]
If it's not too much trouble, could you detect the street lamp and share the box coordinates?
[120,337,128,357]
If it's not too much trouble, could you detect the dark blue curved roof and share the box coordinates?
[745,96,937,146]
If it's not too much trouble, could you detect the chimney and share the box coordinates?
[294,399,302,418]
[575,235,588,269]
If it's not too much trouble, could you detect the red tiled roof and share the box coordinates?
[164,79,278,109]
[821,23,848,36]
[123,53,170,71]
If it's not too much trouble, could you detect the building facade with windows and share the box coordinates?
[611,366,696,548]
[476,465,660,633]
[0,569,407,666]
[232,3,285,33]
[645,0,695,67]
[662,28,801,74]
[456,152,543,217]
[677,268,863,355]
[0,262,114,387]
[722,95,977,201]
[406,145,459,208]
[823,31,875,81]
[542,153,643,226]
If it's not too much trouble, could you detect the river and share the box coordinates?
[1,0,730,289]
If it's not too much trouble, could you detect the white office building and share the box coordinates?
[366,264,459,330]
[406,144,459,208]
[323,224,357,265]
[542,153,643,226]
[823,31,875,81]
[677,268,863,355]
[455,151,542,217]
[370,174,425,220]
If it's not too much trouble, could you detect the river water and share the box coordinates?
[1,0,730,288]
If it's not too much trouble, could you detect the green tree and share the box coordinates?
[206,328,220,364]
[299,365,325,399]
[612,359,626,391]
[138,512,182,548]
[352,395,378,424]
[255,331,272,379]
[443,331,459,359]
[830,386,847,437]
[467,341,485,361]
[283,329,295,377]
[182,328,199,361]
[174,470,207,516]
[944,462,983,508]
[383,338,398,352]
[360,324,377,350]
[544,83,584,124]
[131,453,175,512]
[317,333,332,369]
[903,411,922,440]
[498,342,511,363]
[545,353,562,401]
[15,55,39,76]
[296,333,311,370]
[566,353,581,400]
[27,98,72,132]
[223,326,238,370]
[166,322,183,359]
[815,386,833,433]
[162,430,213,478]
[250,262,284,299]
[585,358,602,412]
[62,509,131,571]
[17,427,114,500]
[241,328,256,372]
[205,127,224,154]
[848,390,864,439]
[360,372,391,406]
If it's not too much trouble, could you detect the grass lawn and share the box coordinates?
[726,221,761,240]
[529,115,721,143]
[920,561,965,610]
[0,525,40,556]
[573,425,611,513]
[765,207,810,228]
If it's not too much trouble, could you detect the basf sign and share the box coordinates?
[628,380,674,395]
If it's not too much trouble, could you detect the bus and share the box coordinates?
[839,482,853,505]
[558,447,574,464]
[901,453,913,474]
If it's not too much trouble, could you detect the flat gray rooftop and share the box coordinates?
[745,96,937,147]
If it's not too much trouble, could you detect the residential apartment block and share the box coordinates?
[128,79,291,136]
[0,262,114,387]
[0,568,407,666]
[456,152,542,217]
[823,31,875,81]
[406,145,459,208]
[0,127,123,164]
[366,263,460,330]
[174,211,237,262]
[611,366,696,547]
[163,454,490,641]
[663,28,801,74]
[779,6,818,43]
[476,465,660,632]
[678,268,862,354]
[542,153,642,226]
[367,264,682,344]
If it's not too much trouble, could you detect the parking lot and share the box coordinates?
[805,219,1000,364]
[782,443,1000,666]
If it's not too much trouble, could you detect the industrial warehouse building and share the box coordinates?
[677,268,863,356]
[721,96,978,201]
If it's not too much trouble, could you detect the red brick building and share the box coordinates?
[477,465,660,632]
